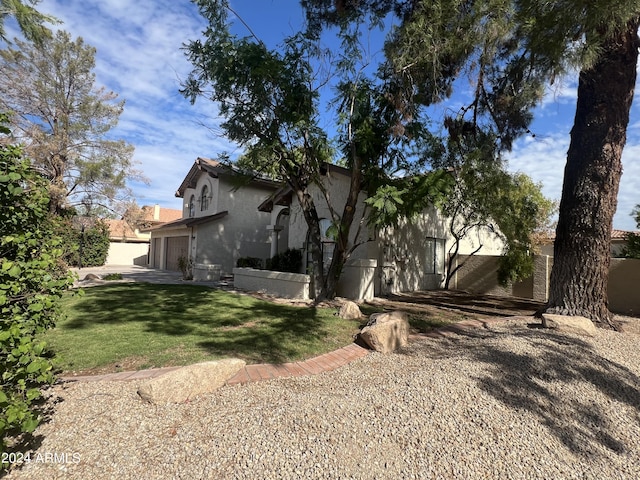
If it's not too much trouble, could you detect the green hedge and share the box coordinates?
[55,218,110,267]
[236,257,263,269]
[0,133,74,457]
[266,248,302,273]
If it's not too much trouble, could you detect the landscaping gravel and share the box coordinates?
[4,317,640,479]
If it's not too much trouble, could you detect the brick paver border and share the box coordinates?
[60,316,511,385]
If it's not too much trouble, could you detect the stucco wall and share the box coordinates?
[182,173,220,218]
[233,268,310,299]
[283,170,505,295]
[452,254,513,297]
[335,259,377,301]
[608,258,640,315]
[106,242,149,266]
[376,207,505,295]
[286,170,371,257]
[453,254,639,316]
[194,175,274,274]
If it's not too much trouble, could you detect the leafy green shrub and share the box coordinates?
[55,218,110,267]
[236,257,263,269]
[266,248,302,273]
[621,232,640,259]
[103,273,123,281]
[0,130,74,456]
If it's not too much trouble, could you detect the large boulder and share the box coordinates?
[359,311,409,353]
[541,314,597,337]
[137,358,245,404]
[338,300,362,319]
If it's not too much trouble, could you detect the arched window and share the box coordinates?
[200,185,209,211]
[188,195,195,218]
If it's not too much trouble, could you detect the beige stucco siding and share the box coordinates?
[283,169,506,293]
[375,207,504,293]
[194,175,274,274]
[286,171,372,258]
[182,173,220,218]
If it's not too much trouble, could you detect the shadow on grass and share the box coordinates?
[359,303,455,333]
[384,290,544,317]
[61,284,341,364]
[407,325,640,457]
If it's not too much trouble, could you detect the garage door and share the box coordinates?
[166,236,189,271]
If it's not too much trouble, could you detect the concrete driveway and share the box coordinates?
[70,265,222,287]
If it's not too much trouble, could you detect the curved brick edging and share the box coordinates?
[225,343,369,386]
[60,316,516,385]
[59,343,370,384]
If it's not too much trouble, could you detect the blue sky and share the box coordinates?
[11,0,640,230]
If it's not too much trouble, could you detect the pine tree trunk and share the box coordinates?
[545,20,639,327]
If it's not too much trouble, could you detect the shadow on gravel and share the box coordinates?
[409,325,640,457]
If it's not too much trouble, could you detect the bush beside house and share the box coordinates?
[266,248,302,273]
[56,218,111,267]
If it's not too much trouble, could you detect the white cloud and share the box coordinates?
[506,131,568,206]
[10,0,640,229]
[507,121,640,231]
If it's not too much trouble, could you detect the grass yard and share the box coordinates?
[46,284,367,375]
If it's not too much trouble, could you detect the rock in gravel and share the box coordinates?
[359,311,409,353]
[82,273,101,281]
[137,359,245,404]
[338,300,362,319]
[541,313,597,337]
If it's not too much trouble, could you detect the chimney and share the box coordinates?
[154,204,160,221]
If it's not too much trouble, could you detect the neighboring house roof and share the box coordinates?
[175,157,280,198]
[611,229,637,239]
[143,211,229,233]
[105,219,139,241]
[140,205,182,224]
[538,229,639,245]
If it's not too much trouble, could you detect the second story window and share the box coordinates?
[188,195,195,218]
[200,185,209,211]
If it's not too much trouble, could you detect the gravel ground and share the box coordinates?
[4,317,640,479]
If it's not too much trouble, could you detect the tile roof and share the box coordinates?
[105,219,141,241]
[539,229,639,244]
[140,205,182,223]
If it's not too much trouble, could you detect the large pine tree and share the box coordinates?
[303,0,640,327]
[0,30,137,215]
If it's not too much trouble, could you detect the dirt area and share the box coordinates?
[364,290,640,335]
[366,290,544,320]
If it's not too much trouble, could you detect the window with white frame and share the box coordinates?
[200,185,209,211]
[425,237,445,275]
[306,218,336,275]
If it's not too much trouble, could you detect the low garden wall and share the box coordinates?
[233,268,311,299]
[453,254,640,316]
[193,263,221,282]
[106,242,149,266]
[336,259,377,301]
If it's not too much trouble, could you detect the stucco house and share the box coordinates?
[150,158,504,299]
[105,205,182,266]
[146,157,280,276]
[256,163,504,299]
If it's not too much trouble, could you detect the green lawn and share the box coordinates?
[46,284,366,374]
